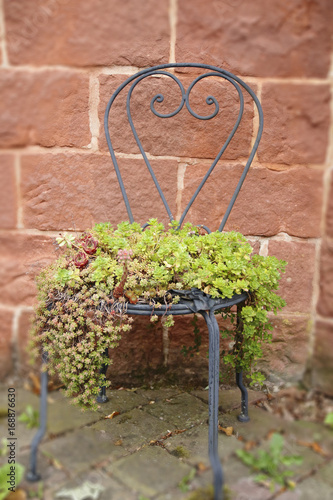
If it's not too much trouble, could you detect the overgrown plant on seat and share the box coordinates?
[27,63,286,500]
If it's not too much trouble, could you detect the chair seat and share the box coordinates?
[125,289,248,316]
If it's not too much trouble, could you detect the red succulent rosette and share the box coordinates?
[74,251,89,269]
[79,233,98,255]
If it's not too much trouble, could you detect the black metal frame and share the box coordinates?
[27,63,263,500]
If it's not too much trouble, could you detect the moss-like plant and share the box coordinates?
[29,219,286,410]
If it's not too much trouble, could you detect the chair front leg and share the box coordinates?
[26,350,48,482]
[201,310,223,500]
[96,347,109,404]
[236,301,250,423]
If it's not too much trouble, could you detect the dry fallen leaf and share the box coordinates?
[6,489,27,500]
[244,440,257,451]
[218,426,233,436]
[104,411,120,419]
[297,440,329,457]
[197,462,209,472]
[114,439,123,446]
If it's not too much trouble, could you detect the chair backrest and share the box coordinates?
[104,63,263,232]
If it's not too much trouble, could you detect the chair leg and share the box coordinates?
[96,347,109,404]
[201,310,223,500]
[26,350,48,482]
[235,300,250,423]
[236,370,250,423]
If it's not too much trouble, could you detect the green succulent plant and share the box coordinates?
[29,219,286,410]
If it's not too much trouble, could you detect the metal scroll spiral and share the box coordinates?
[149,71,221,121]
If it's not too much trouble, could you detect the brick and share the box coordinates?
[268,239,316,314]
[325,171,333,238]
[21,153,178,230]
[317,238,333,317]
[181,164,323,237]
[312,320,333,396]
[5,0,169,67]
[0,234,55,307]
[0,155,17,229]
[0,308,14,379]
[259,83,330,165]
[17,310,34,374]
[176,0,332,78]
[259,315,310,380]
[100,73,255,160]
[0,70,90,148]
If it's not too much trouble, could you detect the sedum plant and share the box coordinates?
[29,219,286,410]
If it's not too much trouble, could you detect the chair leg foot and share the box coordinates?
[236,370,250,423]
[96,392,109,404]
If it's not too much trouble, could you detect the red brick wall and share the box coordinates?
[0,0,332,393]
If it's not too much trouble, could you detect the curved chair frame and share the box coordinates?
[27,64,263,500]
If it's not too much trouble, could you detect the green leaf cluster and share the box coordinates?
[236,433,303,491]
[29,219,286,410]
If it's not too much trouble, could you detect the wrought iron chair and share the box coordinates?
[27,63,263,500]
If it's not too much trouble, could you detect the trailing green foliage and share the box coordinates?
[29,219,286,410]
[236,433,303,491]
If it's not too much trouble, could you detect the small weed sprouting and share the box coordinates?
[236,433,303,492]
[324,412,333,429]
[18,404,39,429]
[178,468,196,493]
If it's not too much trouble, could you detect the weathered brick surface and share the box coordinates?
[100,73,255,159]
[325,171,333,238]
[0,234,55,307]
[268,240,316,314]
[0,155,17,229]
[17,310,34,373]
[0,70,90,148]
[259,83,330,165]
[181,164,323,237]
[317,239,333,318]
[176,0,332,78]
[312,320,333,396]
[5,0,170,67]
[0,309,14,379]
[21,154,178,230]
[260,315,311,379]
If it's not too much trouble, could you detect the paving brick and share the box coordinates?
[164,423,243,466]
[0,233,55,307]
[5,0,169,67]
[109,446,192,497]
[176,0,332,78]
[95,389,148,417]
[0,70,90,148]
[41,427,127,474]
[259,83,330,165]
[191,388,266,412]
[100,73,255,160]
[143,392,208,429]
[268,240,316,313]
[312,320,333,397]
[21,153,178,230]
[0,309,14,379]
[91,407,172,452]
[0,155,17,229]
[317,238,333,317]
[181,164,323,237]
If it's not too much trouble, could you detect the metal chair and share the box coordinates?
[27,63,263,500]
